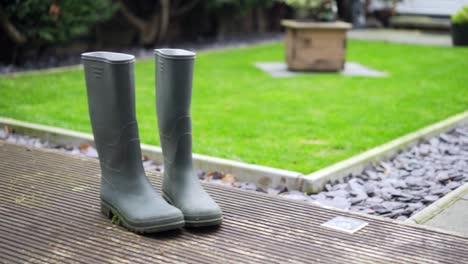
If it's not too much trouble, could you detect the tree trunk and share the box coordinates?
[117,0,200,46]
[158,0,170,43]
[0,5,27,45]
[255,8,267,33]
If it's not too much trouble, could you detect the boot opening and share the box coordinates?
[154,49,195,59]
[82,51,135,64]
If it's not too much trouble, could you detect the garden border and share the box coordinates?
[0,117,304,190]
[1,110,467,193]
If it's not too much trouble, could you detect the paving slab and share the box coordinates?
[409,183,468,236]
[255,61,387,78]
[424,199,468,236]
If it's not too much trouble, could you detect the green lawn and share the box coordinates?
[1,40,467,173]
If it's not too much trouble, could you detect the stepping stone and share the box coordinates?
[255,62,388,78]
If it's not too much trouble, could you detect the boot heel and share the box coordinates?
[101,202,112,219]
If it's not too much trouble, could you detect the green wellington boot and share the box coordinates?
[155,49,223,227]
[82,51,185,233]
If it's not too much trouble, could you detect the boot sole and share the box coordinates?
[184,217,223,228]
[101,200,185,234]
[162,193,223,228]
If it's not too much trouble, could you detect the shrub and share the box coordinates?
[206,0,274,14]
[1,0,117,43]
[277,0,336,21]
[452,5,468,24]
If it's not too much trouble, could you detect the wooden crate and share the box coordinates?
[282,20,352,72]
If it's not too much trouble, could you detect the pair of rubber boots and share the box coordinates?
[82,49,222,233]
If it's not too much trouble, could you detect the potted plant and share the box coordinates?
[451,5,468,46]
[280,0,352,72]
[284,0,338,21]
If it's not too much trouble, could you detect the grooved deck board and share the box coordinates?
[0,141,467,263]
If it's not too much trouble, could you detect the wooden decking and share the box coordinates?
[1,140,468,263]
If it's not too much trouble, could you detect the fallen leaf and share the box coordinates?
[222,174,236,185]
[79,143,92,151]
[207,171,224,180]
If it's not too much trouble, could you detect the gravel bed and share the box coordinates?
[0,127,273,192]
[304,126,468,221]
[0,33,282,75]
[1,125,467,221]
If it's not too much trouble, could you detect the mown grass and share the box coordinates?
[1,40,467,173]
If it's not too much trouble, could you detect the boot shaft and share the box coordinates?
[155,49,196,169]
[154,49,195,134]
[83,52,136,131]
[82,52,144,176]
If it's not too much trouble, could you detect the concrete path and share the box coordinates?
[408,183,468,236]
[348,29,452,46]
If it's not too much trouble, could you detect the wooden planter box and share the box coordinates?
[281,20,352,72]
